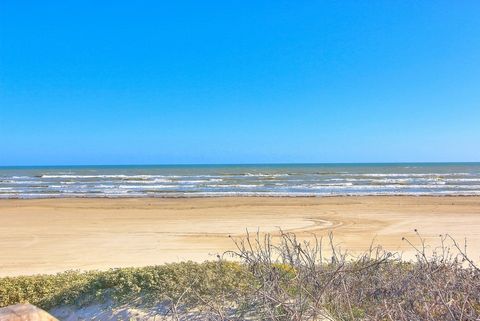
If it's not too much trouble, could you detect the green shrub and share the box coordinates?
[0,261,252,310]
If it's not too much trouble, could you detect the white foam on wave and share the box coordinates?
[0,180,48,185]
[208,184,264,188]
[285,183,355,189]
[116,178,173,183]
[244,173,289,177]
[41,174,174,179]
[341,173,472,177]
[172,178,222,183]
[444,178,480,182]
[117,185,176,189]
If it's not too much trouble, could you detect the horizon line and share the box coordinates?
[1,161,480,168]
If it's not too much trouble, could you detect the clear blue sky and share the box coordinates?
[1,1,479,166]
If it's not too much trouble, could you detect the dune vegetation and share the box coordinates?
[1,231,479,320]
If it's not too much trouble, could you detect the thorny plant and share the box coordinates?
[164,230,480,321]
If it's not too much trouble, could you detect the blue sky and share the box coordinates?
[1,1,479,165]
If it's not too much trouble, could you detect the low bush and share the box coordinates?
[0,261,251,310]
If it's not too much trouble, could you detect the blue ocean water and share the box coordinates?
[0,163,480,198]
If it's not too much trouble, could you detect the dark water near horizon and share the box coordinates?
[1,163,480,198]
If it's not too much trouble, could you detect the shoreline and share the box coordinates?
[1,196,479,276]
[2,193,480,200]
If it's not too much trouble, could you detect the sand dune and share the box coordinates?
[0,196,479,276]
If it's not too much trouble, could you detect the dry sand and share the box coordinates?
[0,196,479,276]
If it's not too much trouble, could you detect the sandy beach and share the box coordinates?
[0,196,479,276]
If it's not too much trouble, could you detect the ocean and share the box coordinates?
[0,163,480,198]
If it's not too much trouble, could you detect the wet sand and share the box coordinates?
[0,196,479,276]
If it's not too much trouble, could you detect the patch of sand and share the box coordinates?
[0,196,479,276]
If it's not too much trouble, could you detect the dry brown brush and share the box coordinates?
[183,230,480,321]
